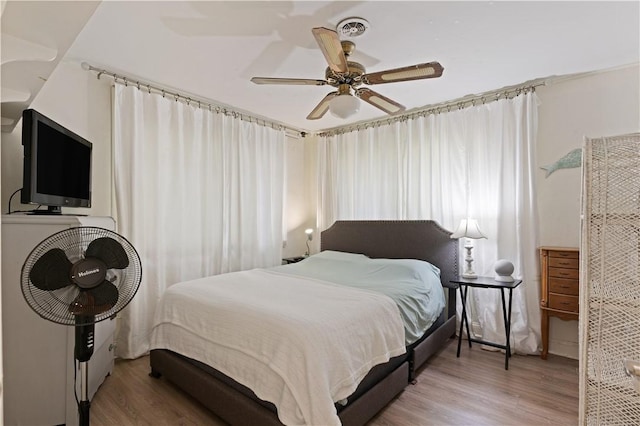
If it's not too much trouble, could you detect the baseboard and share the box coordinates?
[549,339,579,360]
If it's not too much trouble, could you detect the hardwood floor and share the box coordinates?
[369,340,579,425]
[91,338,578,425]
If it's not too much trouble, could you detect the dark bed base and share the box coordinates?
[150,350,410,426]
[150,220,459,425]
[410,315,456,380]
[149,321,456,426]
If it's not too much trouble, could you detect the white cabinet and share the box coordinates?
[1,215,117,426]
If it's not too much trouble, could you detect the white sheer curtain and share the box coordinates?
[112,84,285,358]
[317,92,540,354]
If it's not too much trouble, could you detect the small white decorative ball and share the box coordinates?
[494,259,515,282]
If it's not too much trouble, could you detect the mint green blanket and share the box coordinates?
[275,250,446,345]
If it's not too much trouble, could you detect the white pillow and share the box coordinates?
[312,250,369,262]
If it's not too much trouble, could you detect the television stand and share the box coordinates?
[29,206,62,215]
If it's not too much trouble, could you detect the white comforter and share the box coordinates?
[150,268,406,426]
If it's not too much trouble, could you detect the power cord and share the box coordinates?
[6,187,43,214]
[7,188,20,214]
[74,358,80,407]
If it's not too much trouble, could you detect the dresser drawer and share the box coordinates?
[549,257,579,269]
[549,267,579,280]
[549,293,579,312]
[549,250,579,259]
[549,277,579,296]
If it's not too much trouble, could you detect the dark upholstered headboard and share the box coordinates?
[320,220,459,290]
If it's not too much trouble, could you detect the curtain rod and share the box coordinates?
[81,62,307,140]
[316,78,548,137]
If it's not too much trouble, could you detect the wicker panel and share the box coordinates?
[580,133,640,425]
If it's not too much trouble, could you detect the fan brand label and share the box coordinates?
[78,268,101,278]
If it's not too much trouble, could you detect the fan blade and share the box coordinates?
[29,248,73,291]
[312,27,348,73]
[90,281,119,308]
[362,62,444,85]
[307,92,338,120]
[251,77,327,86]
[86,237,129,269]
[69,281,119,316]
[356,88,406,115]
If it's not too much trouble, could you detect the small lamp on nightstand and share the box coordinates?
[304,228,313,257]
[451,219,487,279]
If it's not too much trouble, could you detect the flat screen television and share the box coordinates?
[21,109,92,214]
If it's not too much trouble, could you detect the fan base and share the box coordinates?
[78,391,91,426]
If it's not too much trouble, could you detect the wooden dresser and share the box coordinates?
[539,246,579,359]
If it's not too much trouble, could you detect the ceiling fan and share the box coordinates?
[251,26,444,120]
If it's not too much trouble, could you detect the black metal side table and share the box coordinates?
[282,256,306,264]
[450,276,522,370]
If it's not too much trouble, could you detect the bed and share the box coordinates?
[149,220,458,425]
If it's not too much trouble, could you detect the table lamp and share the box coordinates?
[450,219,487,279]
[304,228,313,257]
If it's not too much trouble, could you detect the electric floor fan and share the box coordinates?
[21,226,142,426]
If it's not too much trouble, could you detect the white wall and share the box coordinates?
[282,134,317,258]
[535,64,640,358]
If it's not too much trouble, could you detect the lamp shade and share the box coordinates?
[329,94,360,118]
[450,219,487,239]
[305,228,313,241]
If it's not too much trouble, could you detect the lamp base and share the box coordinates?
[461,242,478,279]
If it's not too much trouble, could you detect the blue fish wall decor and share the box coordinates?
[540,148,582,178]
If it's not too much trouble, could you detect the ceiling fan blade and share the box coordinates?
[86,237,129,269]
[251,77,327,86]
[356,88,406,115]
[69,281,119,316]
[311,27,348,73]
[307,92,338,120]
[30,248,73,291]
[363,62,444,85]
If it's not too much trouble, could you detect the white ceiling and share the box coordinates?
[1,1,100,132]
[4,1,640,133]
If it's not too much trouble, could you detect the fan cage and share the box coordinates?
[21,226,142,326]
[579,133,640,425]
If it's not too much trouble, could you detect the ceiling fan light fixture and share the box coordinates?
[329,93,360,119]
